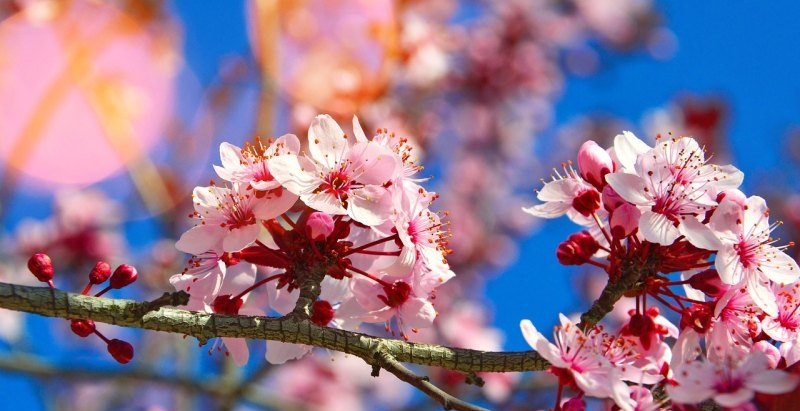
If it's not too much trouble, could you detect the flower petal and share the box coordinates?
[309,114,348,168]
[605,172,651,206]
[639,210,680,245]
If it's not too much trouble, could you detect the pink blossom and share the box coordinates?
[214,135,301,192]
[523,163,602,222]
[703,196,800,317]
[667,351,798,407]
[606,135,743,245]
[176,183,290,254]
[577,140,613,189]
[269,114,400,226]
[762,282,800,342]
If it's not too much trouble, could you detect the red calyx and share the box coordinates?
[27,253,54,283]
[571,189,601,217]
[211,295,244,315]
[220,252,241,267]
[379,281,412,308]
[109,264,138,289]
[239,245,289,269]
[680,303,713,333]
[88,261,112,285]
[70,319,96,337]
[311,300,335,326]
[556,231,600,266]
[107,339,134,364]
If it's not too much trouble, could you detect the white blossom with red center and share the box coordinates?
[269,114,400,226]
[606,133,743,245]
[214,134,301,192]
[668,351,798,407]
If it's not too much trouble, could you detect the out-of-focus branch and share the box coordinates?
[0,352,303,411]
[0,282,548,375]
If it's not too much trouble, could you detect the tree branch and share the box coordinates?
[0,281,549,374]
[371,350,489,411]
[578,264,645,329]
[0,352,305,411]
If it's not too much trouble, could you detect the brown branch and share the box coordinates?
[0,352,304,411]
[578,264,646,329]
[0,281,549,375]
[371,350,489,411]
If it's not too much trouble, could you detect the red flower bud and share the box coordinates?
[311,300,335,326]
[88,261,112,285]
[109,264,138,289]
[107,339,134,364]
[610,203,640,238]
[27,253,54,283]
[211,295,243,315]
[70,319,95,338]
[556,231,600,266]
[306,212,335,241]
[571,189,601,217]
[577,140,612,190]
[687,269,727,297]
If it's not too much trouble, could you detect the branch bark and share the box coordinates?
[0,281,549,374]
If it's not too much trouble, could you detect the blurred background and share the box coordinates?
[1,0,799,410]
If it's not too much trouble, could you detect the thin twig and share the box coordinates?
[371,350,489,411]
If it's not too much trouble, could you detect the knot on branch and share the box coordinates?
[131,291,191,317]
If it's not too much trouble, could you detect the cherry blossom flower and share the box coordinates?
[523,162,602,222]
[520,314,625,400]
[176,183,289,254]
[606,135,743,245]
[702,196,800,316]
[269,114,400,226]
[667,351,799,407]
[214,135,301,192]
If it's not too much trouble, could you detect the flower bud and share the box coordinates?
[602,185,626,212]
[311,300,335,326]
[610,203,641,238]
[88,261,112,285]
[687,269,727,297]
[577,140,613,189]
[27,253,54,283]
[109,264,138,289]
[107,339,134,364]
[70,319,95,338]
[571,188,601,217]
[211,295,243,315]
[556,231,600,265]
[306,212,335,241]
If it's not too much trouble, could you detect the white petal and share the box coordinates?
[713,389,754,407]
[521,202,571,219]
[605,173,651,206]
[747,369,799,394]
[352,116,368,143]
[747,274,778,318]
[679,216,722,250]
[715,244,744,285]
[348,186,391,226]
[253,190,298,220]
[268,155,320,196]
[303,192,348,215]
[266,341,312,364]
[222,224,259,252]
[520,320,567,368]
[538,178,584,202]
[219,142,244,169]
[759,247,800,285]
[309,114,348,168]
[639,210,680,245]
[175,225,222,255]
[222,337,249,366]
[614,131,650,172]
[399,298,437,330]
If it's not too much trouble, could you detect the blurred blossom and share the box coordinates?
[13,189,126,276]
[0,0,179,187]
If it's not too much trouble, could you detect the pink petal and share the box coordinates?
[639,210,680,245]
[222,224,259,252]
[679,216,722,251]
[348,186,391,226]
[266,341,312,364]
[613,131,650,172]
[399,298,436,330]
[747,274,778,318]
[605,173,651,206]
[268,155,320,196]
[175,225,222,255]
[222,337,250,366]
[522,202,571,218]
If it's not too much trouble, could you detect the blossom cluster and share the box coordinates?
[169,114,454,365]
[521,132,800,409]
